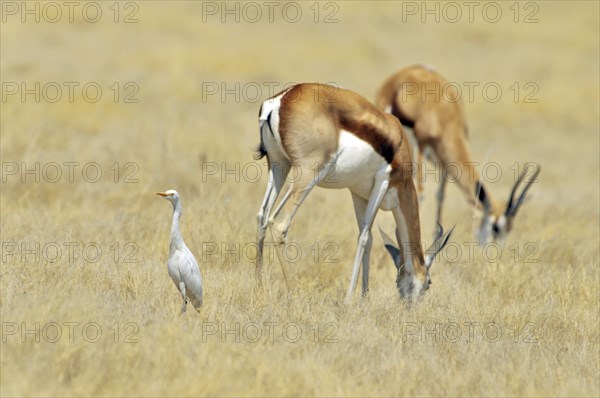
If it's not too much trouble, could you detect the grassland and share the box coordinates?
[1,1,599,396]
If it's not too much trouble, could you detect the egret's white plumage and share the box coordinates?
[157,190,203,313]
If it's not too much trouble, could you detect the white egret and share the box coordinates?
[157,190,203,313]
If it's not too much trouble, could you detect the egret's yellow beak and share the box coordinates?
[156,192,169,197]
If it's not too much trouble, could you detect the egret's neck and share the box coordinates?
[170,201,185,250]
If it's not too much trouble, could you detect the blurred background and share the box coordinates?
[2,1,598,231]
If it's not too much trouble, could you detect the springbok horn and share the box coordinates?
[505,163,541,217]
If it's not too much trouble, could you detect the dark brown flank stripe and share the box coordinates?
[338,115,396,165]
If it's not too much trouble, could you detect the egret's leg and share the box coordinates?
[179,282,187,313]
[347,168,390,300]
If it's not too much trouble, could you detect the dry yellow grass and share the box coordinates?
[1,1,598,397]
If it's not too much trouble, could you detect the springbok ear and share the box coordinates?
[378,225,402,270]
[425,223,454,269]
[475,181,492,213]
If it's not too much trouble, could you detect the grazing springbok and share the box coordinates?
[254,83,452,299]
[375,65,540,244]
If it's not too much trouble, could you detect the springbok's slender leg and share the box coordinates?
[416,150,425,202]
[256,159,289,278]
[405,127,424,201]
[351,193,372,297]
[346,166,390,299]
[268,155,340,290]
[435,167,448,229]
[391,175,423,280]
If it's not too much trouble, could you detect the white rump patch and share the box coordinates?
[259,92,289,161]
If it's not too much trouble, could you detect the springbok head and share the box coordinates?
[380,223,453,300]
[476,163,541,245]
